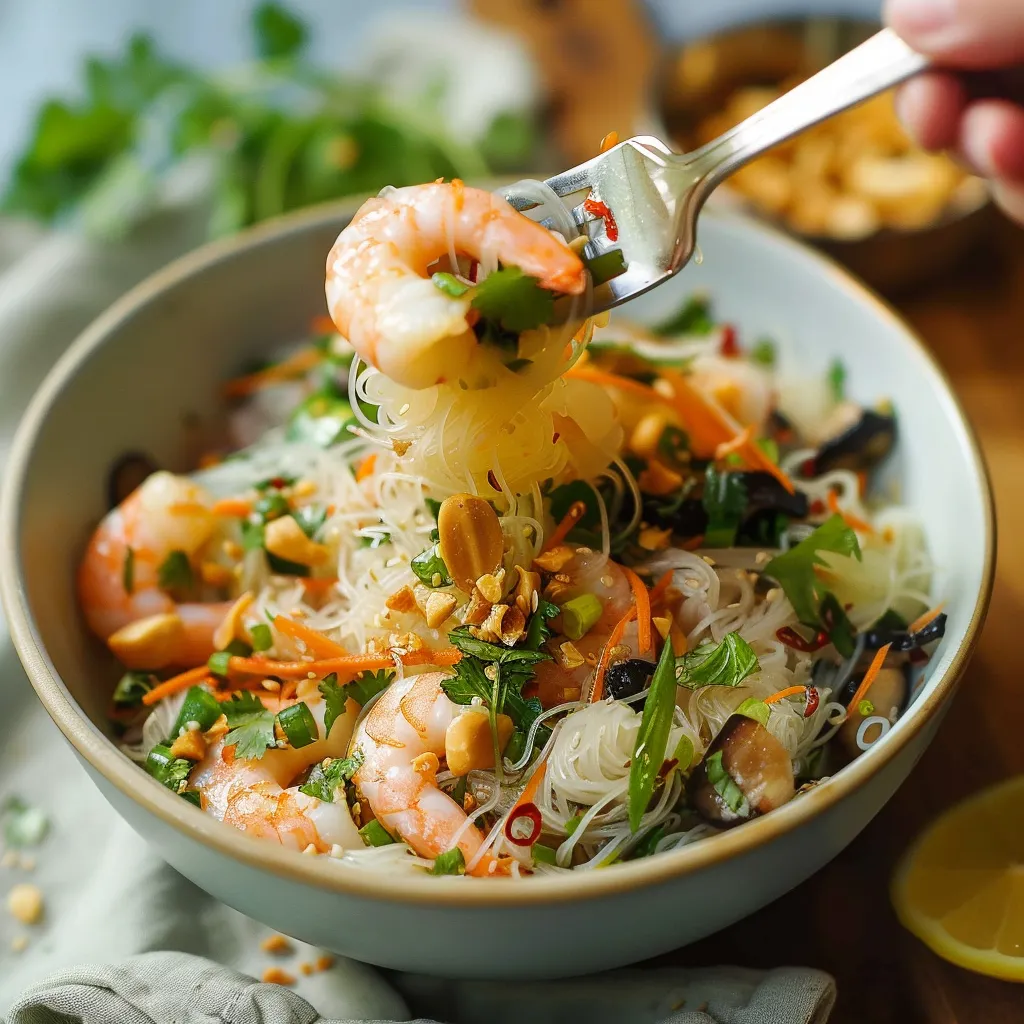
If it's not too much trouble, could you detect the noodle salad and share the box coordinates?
[81,180,945,878]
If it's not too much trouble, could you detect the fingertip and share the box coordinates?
[991,181,1024,225]
[895,73,967,151]
[960,100,1024,182]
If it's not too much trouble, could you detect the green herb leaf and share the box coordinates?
[671,733,695,774]
[411,544,452,588]
[471,267,555,334]
[157,550,193,593]
[524,599,559,651]
[440,656,491,705]
[705,750,749,815]
[531,842,558,865]
[828,359,846,403]
[548,480,600,531]
[750,338,776,367]
[299,751,365,801]
[252,2,308,59]
[345,669,393,707]
[431,271,470,298]
[285,384,353,448]
[734,697,771,727]
[631,824,666,860]
[702,468,748,547]
[565,813,584,836]
[222,692,276,760]
[319,673,346,737]
[583,248,627,286]
[250,623,273,653]
[359,819,396,847]
[675,632,759,690]
[1,797,49,848]
[112,670,155,707]
[652,295,714,337]
[763,514,862,626]
[819,591,857,659]
[657,425,690,466]
[430,847,466,875]
[145,745,193,793]
[122,546,135,594]
[628,637,678,832]
[293,504,327,540]
[447,626,551,668]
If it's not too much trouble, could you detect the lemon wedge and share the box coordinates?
[892,776,1024,982]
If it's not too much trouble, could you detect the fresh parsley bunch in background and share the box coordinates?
[1,3,538,240]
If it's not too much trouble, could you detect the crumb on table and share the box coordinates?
[261,967,296,986]
[259,933,293,955]
[6,883,43,925]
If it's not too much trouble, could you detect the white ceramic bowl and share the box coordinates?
[0,200,994,978]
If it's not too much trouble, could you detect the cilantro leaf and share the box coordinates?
[1,797,49,848]
[299,751,365,802]
[145,745,194,793]
[112,670,155,707]
[652,295,714,337]
[319,674,347,737]
[252,2,308,60]
[157,550,193,593]
[346,669,393,707]
[222,692,276,760]
[471,267,555,334]
[701,469,748,548]
[447,626,551,667]
[763,514,862,626]
[675,632,759,690]
[440,657,491,705]
[430,847,466,876]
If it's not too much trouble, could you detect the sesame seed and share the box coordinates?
[600,575,614,587]
[398,403,410,416]
[684,578,700,588]
[307,672,316,679]
[261,679,281,692]
[302,844,318,856]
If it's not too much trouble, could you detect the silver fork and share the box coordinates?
[502,28,929,314]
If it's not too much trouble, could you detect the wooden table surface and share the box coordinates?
[650,218,1024,1022]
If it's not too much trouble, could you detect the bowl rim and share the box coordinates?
[0,196,996,908]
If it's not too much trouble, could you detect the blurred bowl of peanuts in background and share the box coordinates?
[656,19,992,293]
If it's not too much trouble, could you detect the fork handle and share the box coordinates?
[687,28,930,193]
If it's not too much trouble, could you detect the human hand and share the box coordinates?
[884,0,1024,223]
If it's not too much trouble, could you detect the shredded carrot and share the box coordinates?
[908,602,946,635]
[211,497,253,518]
[566,365,671,405]
[355,453,377,482]
[844,643,893,715]
[764,685,808,705]
[590,606,637,703]
[619,564,652,655]
[599,130,619,153]
[301,577,340,594]
[648,569,675,605]
[222,347,324,399]
[714,425,754,461]
[508,754,550,816]
[227,646,462,680]
[142,666,213,706]
[272,615,348,659]
[681,535,705,551]
[279,681,297,701]
[826,491,874,534]
[311,315,337,335]
[543,500,587,553]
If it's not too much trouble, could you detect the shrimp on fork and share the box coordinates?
[352,671,501,876]
[325,182,587,389]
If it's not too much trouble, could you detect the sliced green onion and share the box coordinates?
[431,271,470,297]
[358,819,396,847]
[145,745,192,793]
[250,623,273,652]
[430,847,466,875]
[276,702,318,748]
[169,686,221,740]
[122,546,135,594]
[560,594,603,641]
[584,249,627,286]
[157,550,193,592]
[207,651,232,677]
[531,843,558,866]
[180,790,202,807]
[224,638,252,658]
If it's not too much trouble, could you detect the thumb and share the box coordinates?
[884,0,1024,68]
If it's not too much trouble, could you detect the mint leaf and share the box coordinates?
[222,692,275,760]
[675,632,759,690]
[471,267,555,334]
[411,544,452,588]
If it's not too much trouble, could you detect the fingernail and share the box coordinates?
[884,0,957,37]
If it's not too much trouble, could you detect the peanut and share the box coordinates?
[436,493,504,593]
[461,589,492,626]
[630,412,669,459]
[264,515,329,568]
[444,710,514,776]
[533,545,575,573]
[424,592,458,628]
[169,728,207,762]
[213,591,254,651]
[558,641,585,669]
[107,613,185,670]
[498,605,526,645]
[638,525,672,551]
[385,585,417,613]
[513,566,540,616]
[638,459,683,497]
[475,569,505,604]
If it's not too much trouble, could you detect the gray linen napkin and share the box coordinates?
[0,178,834,1024]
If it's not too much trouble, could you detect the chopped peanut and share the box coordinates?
[630,412,669,459]
[638,525,672,551]
[411,751,440,777]
[461,588,492,625]
[444,711,514,776]
[652,615,672,641]
[264,515,330,568]
[107,613,185,670]
[213,591,254,651]
[262,967,296,986]
[6,883,43,925]
[205,714,229,743]
[315,955,335,972]
[260,934,293,955]
[475,569,505,605]
[533,545,575,573]
[299,962,315,976]
[424,592,458,628]
[498,605,526,645]
[638,459,684,496]
[512,566,541,616]
[436,493,504,592]
[169,728,207,762]
[558,641,585,669]
[200,561,234,588]
[385,585,417,613]
[292,479,318,498]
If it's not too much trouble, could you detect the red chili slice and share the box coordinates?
[583,196,619,242]
[804,686,820,717]
[720,324,739,357]
[504,803,543,846]
[776,627,830,652]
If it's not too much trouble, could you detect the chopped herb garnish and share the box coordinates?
[531,842,558,865]
[1,797,49,848]
[819,592,857,658]
[345,669,393,707]
[359,819,396,847]
[471,266,556,334]
[250,623,273,652]
[828,359,846,402]
[750,338,776,367]
[169,685,222,740]
[763,514,861,627]
[145,745,193,793]
[548,480,601,531]
[583,248,627,286]
[252,1,307,59]
[560,594,602,641]
[628,637,677,832]
[431,271,470,298]
[705,750,749,816]
[112,670,155,707]
[180,789,203,807]
[207,651,233,677]
[319,673,346,737]
[293,504,327,540]
[286,384,353,448]
[122,547,135,594]
[702,468,748,548]
[675,632,759,690]
[430,846,466,875]
[411,544,452,588]
[447,626,551,669]
[734,697,771,727]
[157,550,193,593]
[657,425,690,466]
[652,295,714,337]
[631,824,666,860]
[565,813,584,836]
[299,751,364,801]
[222,691,276,760]
[254,491,290,522]
[524,598,559,651]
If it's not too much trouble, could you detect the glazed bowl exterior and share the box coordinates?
[0,199,993,978]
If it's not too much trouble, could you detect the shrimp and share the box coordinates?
[351,670,497,875]
[325,181,587,390]
[529,548,640,707]
[78,471,231,666]
[192,693,363,852]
